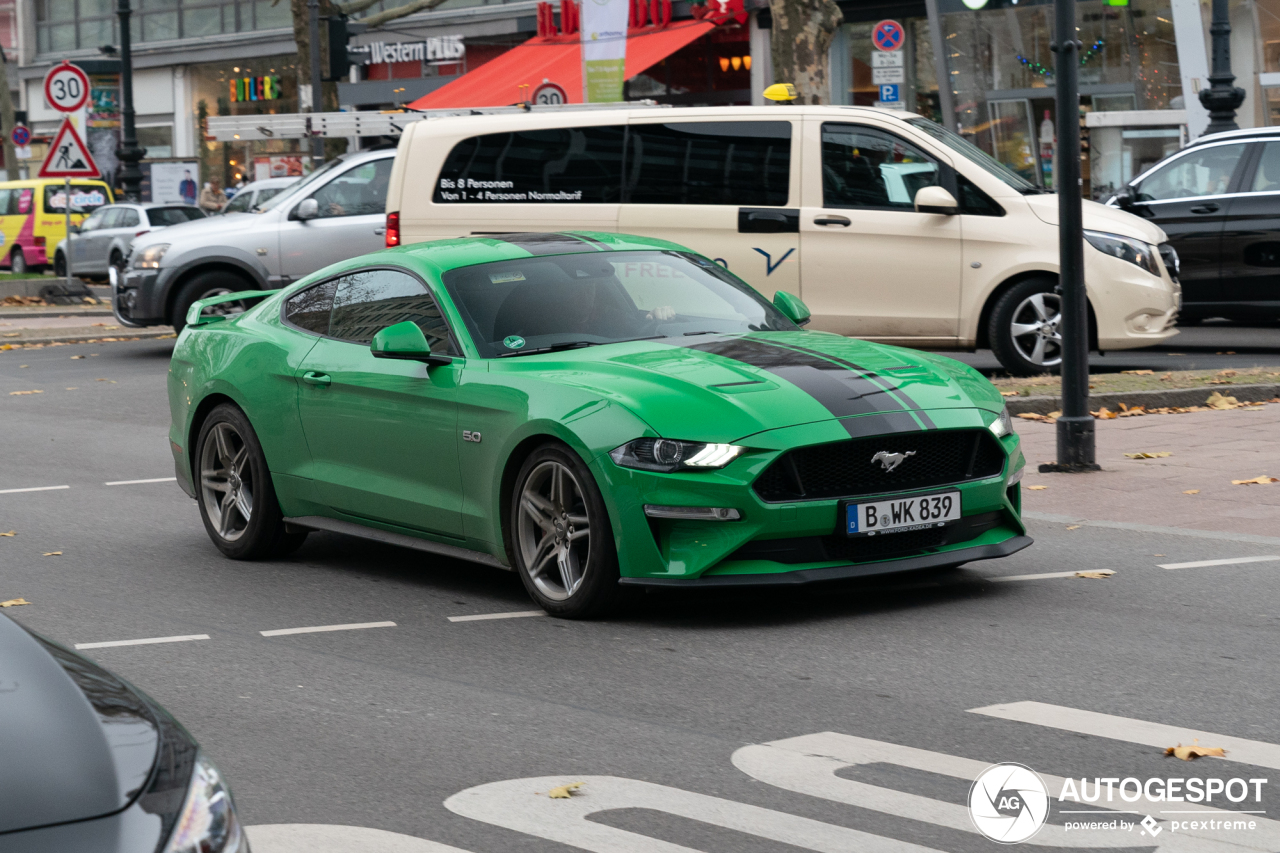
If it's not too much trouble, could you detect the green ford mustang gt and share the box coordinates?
[168,231,1031,617]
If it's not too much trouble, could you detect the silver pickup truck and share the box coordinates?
[114,147,394,331]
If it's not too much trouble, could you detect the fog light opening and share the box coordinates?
[643,505,742,521]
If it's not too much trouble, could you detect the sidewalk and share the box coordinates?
[0,303,173,345]
[1016,405,1280,538]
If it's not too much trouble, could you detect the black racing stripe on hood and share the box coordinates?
[475,232,607,255]
[767,341,938,430]
[686,337,921,426]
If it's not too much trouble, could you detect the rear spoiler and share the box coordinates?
[186,290,280,328]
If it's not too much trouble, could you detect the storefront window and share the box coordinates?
[623,26,751,105]
[37,0,291,52]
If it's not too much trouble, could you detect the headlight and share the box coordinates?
[610,438,745,473]
[1084,230,1158,276]
[989,406,1014,438]
[164,754,246,853]
[133,243,170,269]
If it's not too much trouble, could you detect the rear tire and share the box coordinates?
[171,271,248,334]
[194,403,305,560]
[509,443,624,619]
[10,248,28,275]
[989,277,1063,377]
[53,251,66,278]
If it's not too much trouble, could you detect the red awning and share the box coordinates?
[407,20,714,110]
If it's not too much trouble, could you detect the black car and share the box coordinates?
[0,614,247,853]
[1110,126,1280,323]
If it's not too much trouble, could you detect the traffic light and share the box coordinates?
[324,14,368,82]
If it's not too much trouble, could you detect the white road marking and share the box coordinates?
[448,610,545,622]
[75,634,210,650]
[989,570,1082,582]
[1158,555,1280,570]
[969,701,1280,771]
[1024,511,1280,547]
[446,775,943,853]
[105,477,177,486]
[246,824,474,853]
[261,621,396,637]
[734,732,1280,851]
[0,484,70,494]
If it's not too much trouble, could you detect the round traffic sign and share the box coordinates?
[43,61,90,113]
[531,81,567,105]
[11,125,30,147]
[872,20,905,52]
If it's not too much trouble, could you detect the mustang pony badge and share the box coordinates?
[871,450,916,472]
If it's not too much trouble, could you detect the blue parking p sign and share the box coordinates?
[879,84,900,102]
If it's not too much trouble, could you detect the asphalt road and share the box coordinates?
[3,339,1278,853]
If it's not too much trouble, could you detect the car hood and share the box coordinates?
[132,209,264,252]
[1023,193,1167,244]
[0,615,159,833]
[507,331,1004,443]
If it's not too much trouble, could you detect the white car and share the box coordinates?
[387,106,1180,375]
[54,202,206,281]
[219,177,299,214]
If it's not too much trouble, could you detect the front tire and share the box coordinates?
[989,277,1064,377]
[172,271,247,333]
[510,443,623,619]
[53,251,67,278]
[195,403,306,559]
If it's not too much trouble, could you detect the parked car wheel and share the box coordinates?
[110,250,126,279]
[510,443,624,619]
[172,271,247,333]
[10,248,29,275]
[989,278,1063,377]
[195,403,306,559]
[53,251,66,278]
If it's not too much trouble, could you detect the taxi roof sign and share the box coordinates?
[38,118,100,179]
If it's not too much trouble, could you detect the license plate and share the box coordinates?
[844,491,961,537]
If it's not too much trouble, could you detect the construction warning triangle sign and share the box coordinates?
[38,118,100,179]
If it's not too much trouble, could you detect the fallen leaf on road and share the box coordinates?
[0,598,29,607]
[1165,743,1226,761]
[1067,525,1081,530]
[0,531,14,536]
[91,322,108,327]
[0,344,12,350]
[1092,407,1119,419]
[1075,570,1115,579]
[1027,485,1048,490]
[1160,373,1173,381]
[1118,404,1148,417]
[1183,490,1200,495]
[1000,390,1020,396]
[1206,392,1240,410]
[95,378,116,383]
[2,333,19,338]
[65,387,76,390]
[548,782,584,799]
[70,355,83,359]
[1217,369,1238,377]
[1121,369,1154,375]
[9,390,42,395]
[1232,476,1277,485]
[1016,412,1053,422]
[1124,452,1172,459]
[1215,351,1237,355]
[42,551,61,556]
[84,296,98,305]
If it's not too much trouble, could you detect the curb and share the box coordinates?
[0,328,175,347]
[0,308,114,318]
[1005,383,1280,415]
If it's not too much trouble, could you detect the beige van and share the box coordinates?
[386,106,1179,375]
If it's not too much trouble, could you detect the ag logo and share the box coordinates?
[968,763,1049,844]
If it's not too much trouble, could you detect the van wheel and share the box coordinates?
[989,278,1063,377]
[172,272,247,334]
[10,248,28,275]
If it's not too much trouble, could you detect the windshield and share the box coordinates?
[147,206,205,226]
[256,161,343,212]
[441,250,799,358]
[906,117,1040,193]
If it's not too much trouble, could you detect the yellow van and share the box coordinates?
[0,179,114,274]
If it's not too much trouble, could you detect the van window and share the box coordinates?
[44,184,109,214]
[821,124,941,209]
[626,122,790,206]
[434,126,626,204]
[15,189,33,215]
[0,189,10,215]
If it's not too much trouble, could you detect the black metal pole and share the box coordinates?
[1042,0,1099,473]
[116,0,145,201]
[308,0,324,168]
[1200,0,1245,135]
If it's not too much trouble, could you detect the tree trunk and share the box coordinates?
[0,59,18,180]
[767,0,842,104]
[289,0,340,112]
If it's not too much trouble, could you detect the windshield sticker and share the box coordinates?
[490,271,526,283]
[503,335,526,350]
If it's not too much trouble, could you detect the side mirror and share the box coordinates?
[914,186,959,215]
[68,224,81,234]
[1114,186,1137,209]
[370,320,453,366]
[294,198,319,221]
[773,290,811,327]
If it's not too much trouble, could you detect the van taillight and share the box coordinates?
[33,236,45,246]
[386,211,400,248]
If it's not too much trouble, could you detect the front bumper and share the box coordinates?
[114,267,167,327]
[1088,248,1181,351]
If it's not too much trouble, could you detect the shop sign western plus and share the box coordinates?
[365,36,465,65]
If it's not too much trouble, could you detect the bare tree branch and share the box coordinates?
[355,0,449,29]
[333,0,384,16]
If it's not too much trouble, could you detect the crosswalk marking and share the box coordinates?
[75,634,210,649]
[105,477,177,486]
[969,701,1280,771]
[246,824,474,853]
[445,775,945,853]
[0,484,69,494]
[260,621,396,637]
[989,570,1084,582]
[447,610,545,622]
[1158,556,1280,570]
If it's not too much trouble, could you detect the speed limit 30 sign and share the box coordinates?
[44,61,90,113]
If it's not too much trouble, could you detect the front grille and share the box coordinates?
[753,428,1005,502]
[728,511,1004,565]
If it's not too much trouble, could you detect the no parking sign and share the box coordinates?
[872,20,904,52]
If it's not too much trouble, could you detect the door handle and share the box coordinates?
[374,227,386,235]
[1190,203,1220,214]
[814,215,851,227]
[302,371,331,387]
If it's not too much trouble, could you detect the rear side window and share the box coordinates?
[329,269,453,352]
[221,192,255,213]
[148,207,205,226]
[116,209,141,228]
[434,126,626,204]
[1135,143,1247,201]
[283,280,338,335]
[626,122,791,206]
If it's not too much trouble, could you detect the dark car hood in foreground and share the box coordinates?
[0,615,159,834]
[502,331,1004,443]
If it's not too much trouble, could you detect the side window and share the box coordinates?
[99,208,124,229]
[1248,142,1280,193]
[821,124,941,210]
[1135,143,1247,201]
[310,158,394,218]
[16,189,33,215]
[222,192,254,213]
[79,208,109,232]
[626,121,791,206]
[116,209,141,228]
[329,269,453,353]
[283,280,338,335]
[0,190,11,215]
[958,175,1004,216]
[433,126,626,204]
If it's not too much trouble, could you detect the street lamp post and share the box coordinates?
[1200,0,1245,135]
[1041,0,1099,474]
[116,0,146,201]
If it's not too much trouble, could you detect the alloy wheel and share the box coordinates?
[516,460,591,601]
[198,286,245,318]
[1008,291,1063,369]
[199,422,255,541]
